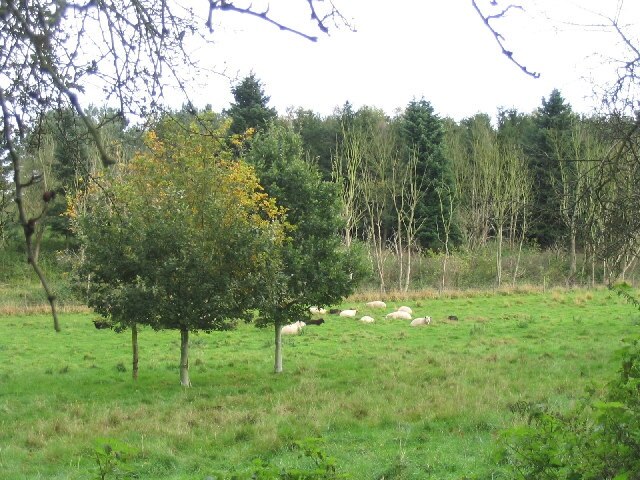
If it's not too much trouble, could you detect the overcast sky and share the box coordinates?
[177,0,639,120]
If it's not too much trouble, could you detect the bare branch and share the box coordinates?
[471,0,540,78]
[0,87,61,332]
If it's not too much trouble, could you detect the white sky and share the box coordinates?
[176,0,639,120]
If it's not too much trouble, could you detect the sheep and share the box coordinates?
[339,309,357,318]
[366,301,386,308]
[386,311,412,320]
[359,315,375,324]
[329,308,341,315]
[93,319,111,329]
[398,306,413,314]
[410,316,432,327]
[448,315,459,321]
[281,321,306,335]
[309,306,327,315]
[306,318,325,326]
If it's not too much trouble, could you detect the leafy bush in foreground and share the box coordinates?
[499,338,640,479]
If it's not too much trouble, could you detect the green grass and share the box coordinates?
[1,288,638,479]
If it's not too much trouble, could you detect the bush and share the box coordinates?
[498,338,640,479]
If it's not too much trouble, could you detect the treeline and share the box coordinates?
[2,75,639,294]
[292,87,639,290]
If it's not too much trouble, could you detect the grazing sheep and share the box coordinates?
[410,317,432,327]
[309,306,327,315]
[281,321,306,335]
[306,318,325,326]
[339,309,357,318]
[359,315,375,324]
[366,301,386,308]
[329,308,341,315]
[398,306,413,314]
[448,315,459,321]
[93,320,111,329]
[386,311,412,320]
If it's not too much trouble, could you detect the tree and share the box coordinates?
[290,107,340,178]
[246,123,365,373]
[71,117,285,386]
[226,74,277,137]
[1,0,346,330]
[398,98,460,251]
[528,89,574,248]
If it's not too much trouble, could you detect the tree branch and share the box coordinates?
[471,0,540,78]
[0,87,61,332]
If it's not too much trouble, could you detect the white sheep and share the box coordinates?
[366,301,386,309]
[410,317,431,327]
[386,311,412,320]
[398,306,413,314]
[281,321,306,335]
[309,306,327,315]
[339,309,357,318]
[359,315,375,323]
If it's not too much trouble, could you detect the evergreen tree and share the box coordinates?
[225,73,277,136]
[529,89,575,247]
[399,98,460,250]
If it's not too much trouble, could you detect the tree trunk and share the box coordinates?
[569,228,577,283]
[131,323,139,381]
[179,328,191,387]
[441,252,448,292]
[496,225,503,287]
[274,323,283,374]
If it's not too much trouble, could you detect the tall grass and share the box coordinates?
[1,288,637,479]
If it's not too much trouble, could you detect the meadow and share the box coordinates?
[1,288,639,479]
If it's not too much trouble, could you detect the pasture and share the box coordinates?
[1,288,638,479]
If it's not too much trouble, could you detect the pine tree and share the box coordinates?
[225,73,277,136]
[399,98,460,250]
[528,89,575,247]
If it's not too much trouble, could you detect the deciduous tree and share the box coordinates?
[246,123,365,373]
[71,117,285,386]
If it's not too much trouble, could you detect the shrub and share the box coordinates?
[498,339,640,479]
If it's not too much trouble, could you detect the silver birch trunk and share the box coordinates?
[274,323,283,374]
[179,328,191,387]
[569,229,577,282]
[496,226,503,287]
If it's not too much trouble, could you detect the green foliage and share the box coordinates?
[246,124,366,327]
[70,118,285,383]
[527,89,575,248]
[247,438,349,480]
[290,108,340,178]
[226,73,277,137]
[92,438,138,480]
[499,338,640,479]
[399,98,460,250]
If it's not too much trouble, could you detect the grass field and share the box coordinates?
[1,288,639,479]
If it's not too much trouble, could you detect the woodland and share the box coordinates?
[1,1,640,479]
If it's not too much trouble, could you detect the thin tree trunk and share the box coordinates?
[512,218,526,287]
[131,323,139,381]
[274,323,283,374]
[441,252,448,292]
[569,228,577,283]
[404,247,412,293]
[1,91,60,332]
[496,226,503,287]
[179,328,191,387]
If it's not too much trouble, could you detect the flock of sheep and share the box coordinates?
[281,301,445,335]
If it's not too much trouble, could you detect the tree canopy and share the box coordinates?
[71,116,285,385]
